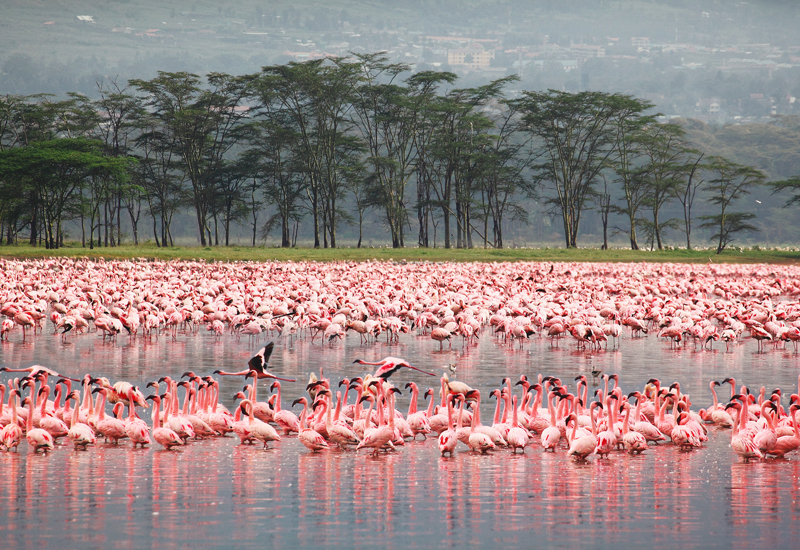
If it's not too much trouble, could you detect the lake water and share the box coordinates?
[1,324,800,549]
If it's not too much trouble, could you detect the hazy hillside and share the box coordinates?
[3,0,799,108]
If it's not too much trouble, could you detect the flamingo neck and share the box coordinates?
[425,392,435,417]
[492,394,502,425]
[71,396,80,428]
[511,395,519,428]
[334,392,343,422]
[152,398,162,429]
[446,397,454,429]
[408,385,418,416]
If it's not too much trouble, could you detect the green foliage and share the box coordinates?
[519,90,654,248]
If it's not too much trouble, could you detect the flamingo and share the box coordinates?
[621,402,647,454]
[146,394,183,450]
[540,391,562,452]
[92,388,127,444]
[25,392,54,453]
[271,381,300,435]
[1,390,23,451]
[124,388,151,448]
[212,342,296,381]
[437,395,457,457]
[405,383,432,439]
[353,356,435,380]
[431,327,452,350]
[506,395,529,453]
[356,382,394,456]
[767,404,800,458]
[317,389,359,450]
[293,397,328,452]
[567,404,598,461]
[239,398,281,449]
[466,390,496,454]
[726,401,763,462]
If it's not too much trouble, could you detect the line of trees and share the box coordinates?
[0,53,787,252]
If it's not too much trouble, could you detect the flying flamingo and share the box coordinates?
[352,356,435,380]
[212,342,296,382]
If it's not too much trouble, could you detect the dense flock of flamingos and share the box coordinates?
[1,257,800,464]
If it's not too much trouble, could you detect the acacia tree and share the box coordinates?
[607,98,656,249]
[244,116,306,248]
[637,123,687,250]
[0,138,133,249]
[93,79,144,246]
[520,90,644,248]
[130,72,251,246]
[699,157,764,253]
[347,54,457,248]
[412,74,456,247]
[131,111,185,247]
[673,151,704,250]
[257,60,362,248]
[428,78,515,249]
[769,175,800,207]
[478,92,529,249]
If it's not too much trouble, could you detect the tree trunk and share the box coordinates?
[654,210,663,250]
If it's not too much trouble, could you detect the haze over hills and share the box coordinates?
[3,0,799,122]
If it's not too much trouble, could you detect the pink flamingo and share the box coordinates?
[270,381,300,435]
[466,390,496,454]
[567,402,599,460]
[238,397,281,449]
[767,404,800,458]
[506,395,529,453]
[431,327,452,350]
[146,394,183,450]
[621,402,647,454]
[726,401,762,462]
[1,390,23,451]
[540,391,562,451]
[353,356,435,380]
[317,389,359,450]
[92,388,127,444]
[437,394,457,457]
[124,387,151,448]
[293,397,328,452]
[25,391,53,453]
[67,390,96,450]
[356,382,394,455]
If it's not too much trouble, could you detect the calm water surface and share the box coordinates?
[2,329,800,549]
